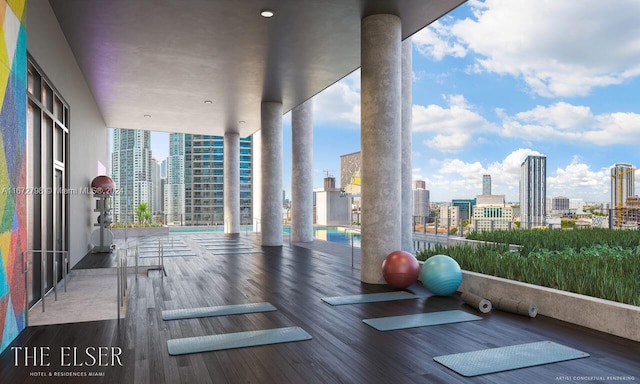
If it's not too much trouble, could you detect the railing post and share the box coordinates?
[135,245,139,281]
[117,248,122,321]
[351,231,354,268]
[53,252,58,301]
[63,251,68,293]
[41,251,45,313]
[123,247,128,294]
[23,251,28,327]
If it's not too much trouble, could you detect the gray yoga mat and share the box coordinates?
[167,326,312,355]
[434,341,589,377]
[138,251,197,258]
[363,310,481,331]
[208,250,264,255]
[321,291,418,306]
[162,302,276,321]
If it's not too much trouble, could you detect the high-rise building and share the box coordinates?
[111,129,152,223]
[439,205,460,229]
[611,163,635,211]
[482,174,491,195]
[165,134,253,225]
[150,158,162,214]
[412,180,430,223]
[551,196,570,215]
[520,155,546,228]
[413,180,426,190]
[340,151,361,189]
[165,134,185,224]
[452,198,476,223]
[473,194,513,231]
[160,158,167,178]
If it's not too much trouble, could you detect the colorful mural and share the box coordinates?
[0,0,27,353]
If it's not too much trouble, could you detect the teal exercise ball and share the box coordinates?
[420,254,462,296]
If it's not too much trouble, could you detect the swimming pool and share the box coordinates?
[169,225,361,247]
[312,227,361,247]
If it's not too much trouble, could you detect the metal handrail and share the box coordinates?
[116,248,125,321]
[351,227,355,268]
[22,250,70,322]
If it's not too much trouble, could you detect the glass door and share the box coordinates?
[26,57,69,309]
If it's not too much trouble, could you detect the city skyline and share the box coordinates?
[147,0,640,203]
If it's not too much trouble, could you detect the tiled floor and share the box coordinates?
[28,270,128,326]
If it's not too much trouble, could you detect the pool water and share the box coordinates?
[169,226,361,247]
[312,227,361,247]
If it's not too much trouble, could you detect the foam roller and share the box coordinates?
[461,291,492,313]
[493,297,537,318]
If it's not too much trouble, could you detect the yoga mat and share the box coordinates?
[363,310,481,331]
[321,291,418,306]
[138,252,197,258]
[209,250,264,255]
[492,297,537,318]
[461,292,492,313]
[434,341,589,377]
[167,326,312,355]
[162,302,276,321]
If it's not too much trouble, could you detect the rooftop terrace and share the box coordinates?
[1,234,638,383]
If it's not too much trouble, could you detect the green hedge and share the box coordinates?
[416,229,640,306]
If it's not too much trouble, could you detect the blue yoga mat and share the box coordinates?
[167,326,312,355]
[321,291,418,306]
[363,310,482,331]
[434,341,589,377]
[162,302,276,321]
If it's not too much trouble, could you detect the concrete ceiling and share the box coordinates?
[49,0,466,137]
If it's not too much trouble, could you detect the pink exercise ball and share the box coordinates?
[382,250,421,289]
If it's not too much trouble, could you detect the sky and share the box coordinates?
[148,0,640,203]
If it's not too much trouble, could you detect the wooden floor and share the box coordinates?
[2,233,639,383]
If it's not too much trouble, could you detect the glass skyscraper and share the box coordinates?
[520,155,546,228]
[610,163,635,209]
[165,133,185,224]
[165,134,252,225]
[111,129,153,223]
[482,174,491,195]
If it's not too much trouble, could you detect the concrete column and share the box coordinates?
[224,132,240,234]
[401,37,413,252]
[261,102,283,246]
[360,14,402,284]
[291,99,314,242]
[252,131,262,232]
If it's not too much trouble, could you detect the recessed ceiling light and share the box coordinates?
[144,114,151,118]
[239,120,246,124]
[204,100,212,104]
[260,9,274,18]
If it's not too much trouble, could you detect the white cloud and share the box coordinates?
[313,70,361,125]
[414,94,497,153]
[486,148,544,180]
[412,18,467,61]
[586,112,640,145]
[423,134,471,154]
[512,103,595,131]
[497,102,640,145]
[547,157,610,198]
[419,0,640,97]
